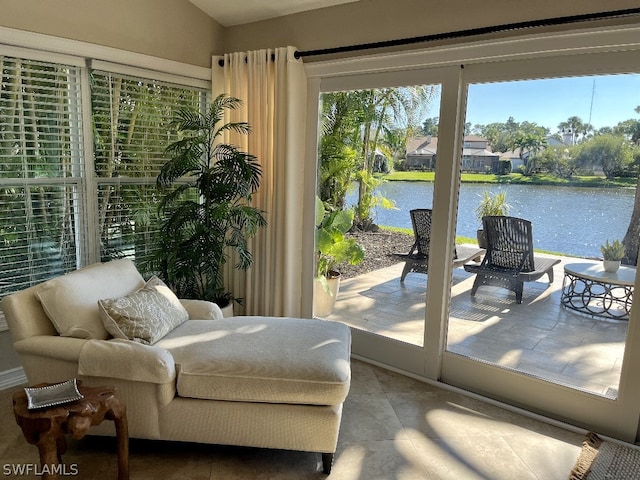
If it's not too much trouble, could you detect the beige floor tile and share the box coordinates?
[0,360,592,479]
[410,435,539,480]
[332,440,431,480]
[502,434,583,480]
[340,393,409,443]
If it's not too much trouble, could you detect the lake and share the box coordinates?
[345,182,636,258]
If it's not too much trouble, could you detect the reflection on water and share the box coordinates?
[345,182,635,258]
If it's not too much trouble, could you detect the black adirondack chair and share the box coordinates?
[463,215,560,303]
[396,209,485,282]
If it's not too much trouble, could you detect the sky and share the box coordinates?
[465,74,640,133]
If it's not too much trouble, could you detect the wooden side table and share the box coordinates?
[12,382,129,480]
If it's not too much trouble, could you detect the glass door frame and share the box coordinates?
[310,67,459,376]
[440,51,640,441]
[303,23,640,441]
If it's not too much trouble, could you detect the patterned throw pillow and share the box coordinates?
[98,276,189,344]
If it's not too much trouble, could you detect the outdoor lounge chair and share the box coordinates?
[463,215,561,303]
[396,208,485,282]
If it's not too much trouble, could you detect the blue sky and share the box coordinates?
[465,74,640,133]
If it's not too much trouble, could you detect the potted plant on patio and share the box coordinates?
[474,190,510,249]
[149,94,267,315]
[600,239,625,273]
[314,196,365,317]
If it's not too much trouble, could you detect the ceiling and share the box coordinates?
[189,0,360,27]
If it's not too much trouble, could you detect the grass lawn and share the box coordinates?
[380,222,578,257]
[379,171,636,188]
[380,225,476,246]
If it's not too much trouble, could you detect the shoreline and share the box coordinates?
[378,172,637,189]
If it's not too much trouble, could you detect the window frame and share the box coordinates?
[0,27,212,330]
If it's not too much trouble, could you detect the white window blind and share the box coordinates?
[90,70,208,263]
[0,56,84,302]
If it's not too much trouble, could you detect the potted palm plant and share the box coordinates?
[601,239,625,272]
[314,197,365,317]
[475,190,510,248]
[149,94,267,313]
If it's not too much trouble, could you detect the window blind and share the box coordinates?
[0,56,84,302]
[90,70,208,263]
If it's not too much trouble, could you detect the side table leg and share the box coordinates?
[110,408,129,480]
[36,432,61,479]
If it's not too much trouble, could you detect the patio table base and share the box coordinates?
[561,262,635,321]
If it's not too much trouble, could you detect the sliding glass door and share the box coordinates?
[448,73,638,398]
[441,53,640,441]
[306,28,640,441]
[314,67,457,374]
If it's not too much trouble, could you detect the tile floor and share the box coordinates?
[328,252,629,397]
[0,359,586,479]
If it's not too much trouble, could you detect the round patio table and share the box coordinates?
[561,262,636,320]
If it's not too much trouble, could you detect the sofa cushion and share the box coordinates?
[155,316,351,406]
[98,276,189,345]
[36,258,145,339]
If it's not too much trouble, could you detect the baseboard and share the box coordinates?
[0,367,27,390]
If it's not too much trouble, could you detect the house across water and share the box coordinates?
[405,135,503,173]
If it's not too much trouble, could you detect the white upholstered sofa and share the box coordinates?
[2,259,351,473]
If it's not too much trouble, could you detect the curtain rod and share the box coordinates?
[294,7,640,59]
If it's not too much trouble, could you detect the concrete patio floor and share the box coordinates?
[326,250,630,398]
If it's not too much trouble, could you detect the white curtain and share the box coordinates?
[212,46,307,317]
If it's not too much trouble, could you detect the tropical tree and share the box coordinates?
[317,86,436,229]
[537,145,577,178]
[421,116,439,136]
[509,129,548,175]
[613,118,640,145]
[475,117,536,154]
[574,134,633,179]
[476,122,513,153]
[151,94,267,304]
[378,126,408,169]
[332,85,435,228]
[317,92,361,210]
[557,116,593,144]
[622,106,640,264]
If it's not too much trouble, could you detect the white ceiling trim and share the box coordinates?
[189,0,359,27]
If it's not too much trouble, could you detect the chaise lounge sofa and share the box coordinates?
[2,258,351,473]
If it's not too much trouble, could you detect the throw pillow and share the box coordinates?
[98,276,189,344]
[37,258,145,339]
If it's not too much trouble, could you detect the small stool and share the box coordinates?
[13,382,129,480]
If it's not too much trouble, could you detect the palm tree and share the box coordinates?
[510,131,548,175]
[318,92,361,210]
[355,85,434,226]
[150,94,267,304]
[557,116,593,144]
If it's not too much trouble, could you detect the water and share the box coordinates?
[345,182,636,258]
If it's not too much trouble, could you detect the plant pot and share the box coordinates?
[477,229,488,249]
[313,272,341,317]
[603,259,621,273]
[220,303,234,318]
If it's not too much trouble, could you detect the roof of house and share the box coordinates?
[407,135,496,157]
[406,136,438,155]
[463,148,500,157]
[463,135,489,145]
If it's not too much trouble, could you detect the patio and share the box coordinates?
[326,250,629,398]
